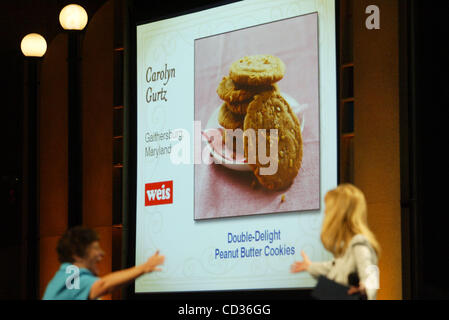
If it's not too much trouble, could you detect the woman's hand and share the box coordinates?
[348,282,366,296]
[141,250,165,273]
[89,250,165,300]
[290,250,311,273]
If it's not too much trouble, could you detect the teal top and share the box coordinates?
[42,263,99,300]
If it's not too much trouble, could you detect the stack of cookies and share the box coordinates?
[216,54,303,191]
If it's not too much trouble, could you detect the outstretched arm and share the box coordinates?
[89,250,165,300]
[291,250,333,279]
[290,250,312,273]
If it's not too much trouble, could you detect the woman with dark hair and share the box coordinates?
[42,226,164,300]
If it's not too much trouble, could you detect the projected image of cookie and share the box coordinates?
[229,54,286,86]
[244,91,303,191]
[194,12,320,219]
[217,76,277,104]
[213,55,303,191]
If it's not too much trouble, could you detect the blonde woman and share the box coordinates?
[291,184,381,300]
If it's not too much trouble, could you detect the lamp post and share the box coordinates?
[59,4,88,228]
[21,32,47,299]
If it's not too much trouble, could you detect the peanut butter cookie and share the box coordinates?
[218,102,245,130]
[243,91,302,190]
[229,54,286,86]
[223,83,279,115]
[217,76,278,104]
[225,100,251,115]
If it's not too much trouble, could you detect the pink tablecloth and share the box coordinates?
[194,13,320,220]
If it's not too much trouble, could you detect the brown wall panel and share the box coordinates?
[39,33,68,237]
[353,0,402,300]
[368,201,402,299]
[82,0,114,228]
[39,235,60,299]
[81,0,114,299]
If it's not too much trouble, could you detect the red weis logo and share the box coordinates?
[145,181,173,206]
